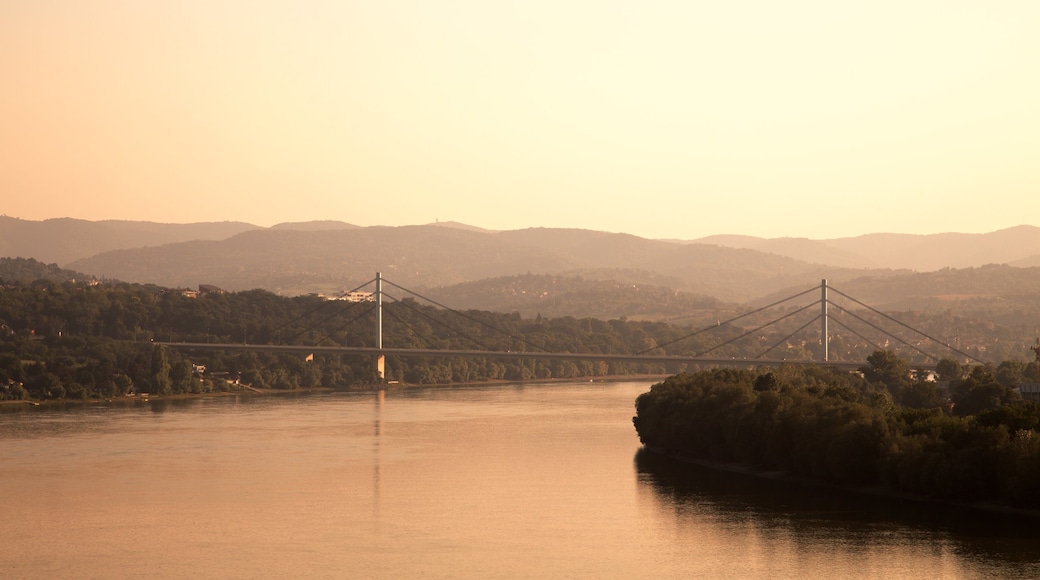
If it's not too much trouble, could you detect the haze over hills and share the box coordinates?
[422,272,726,324]
[268,220,359,231]
[0,216,259,265]
[7,216,1040,310]
[693,225,1040,271]
[757,263,1040,309]
[8,216,1040,273]
[68,226,580,296]
[692,235,877,269]
[424,221,495,234]
[66,224,879,301]
[1013,255,1040,268]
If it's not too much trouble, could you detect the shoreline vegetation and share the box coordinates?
[0,373,671,409]
[6,257,1038,406]
[632,358,1040,514]
[0,268,718,403]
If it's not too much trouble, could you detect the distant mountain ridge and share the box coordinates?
[5,216,1040,305]
[0,216,260,265]
[66,225,882,301]
[6,216,1039,273]
[424,221,495,234]
[68,226,579,296]
[693,225,1040,271]
[269,220,359,231]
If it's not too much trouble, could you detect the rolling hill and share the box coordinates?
[694,225,1040,271]
[0,216,259,265]
[64,224,890,301]
[6,217,1040,313]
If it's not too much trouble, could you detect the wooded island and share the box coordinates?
[633,359,1040,508]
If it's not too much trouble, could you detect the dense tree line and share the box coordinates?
[4,256,1040,402]
[633,354,1040,508]
[0,275,699,400]
[4,258,1037,366]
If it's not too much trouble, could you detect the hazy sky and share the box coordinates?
[3,1,1038,240]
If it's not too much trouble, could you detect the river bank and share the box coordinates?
[0,385,336,409]
[0,373,669,409]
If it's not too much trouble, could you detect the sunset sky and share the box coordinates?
[2,1,1038,240]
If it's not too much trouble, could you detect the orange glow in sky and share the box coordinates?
[2,1,1038,239]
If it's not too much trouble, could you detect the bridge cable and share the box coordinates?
[637,286,819,355]
[826,289,984,364]
[382,295,495,349]
[827,303,943,363]
[380,278,552,353]
[380,292,496,351]
[268,276,378,340]
[826,315,887,355]
[308,303,379,347]
[756,314,822,359]
[376,298,439,349]
[695,300,820,358]
[284,299,366,344]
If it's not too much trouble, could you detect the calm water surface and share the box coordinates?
[3,381,1040,579]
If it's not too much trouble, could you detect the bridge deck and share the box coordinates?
[157,342,881,370]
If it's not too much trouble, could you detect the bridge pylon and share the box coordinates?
[376,271,385,381]
[821,279,829,362]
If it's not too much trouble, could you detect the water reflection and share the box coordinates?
[373,388,383,525]
[147,397,197,413]
[634,448,1040,578]
[8,384,1040,578]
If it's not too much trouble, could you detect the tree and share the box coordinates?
[150,345,172,395]
[900,380,945,409]
[113,373,134,396]
[861,350,911,398]
[996,359,1030,388]
[951,365,1021,417]
[936,358,964,382]
[169,359,194,393]
[753,372,780,392]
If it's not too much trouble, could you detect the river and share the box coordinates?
[3,381,1040,579]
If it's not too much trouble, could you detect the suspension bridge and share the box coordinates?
[159,273,984,380]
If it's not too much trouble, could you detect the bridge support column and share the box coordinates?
[376,272,384,380]
[821,279,829,362]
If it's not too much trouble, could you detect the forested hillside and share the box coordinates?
[760,264,1040,329]
[2,268,1040,405]
[0,257,89,285]
[67,226,581,295]
[0,271,698,400]
[10,218,1040,306]
[424,272,724,322]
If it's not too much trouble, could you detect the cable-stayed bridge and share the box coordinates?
[160,273,985,380]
